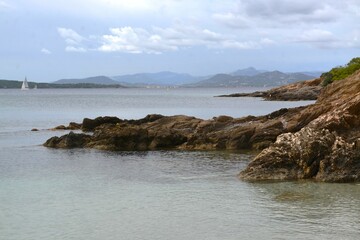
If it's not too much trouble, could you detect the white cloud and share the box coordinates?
[99,27,168,54]
[210,0,360,50]
[214,0,342,29]
[289,29,342,48]
[285,28,360,49]
[58,28,84,45]
[97,25,269,54]
[220,40,260,50]
[54,1,359,54]
[152,26,226,46]
[213,13,250,29]
[65,46,87,52]
[58,27,87,52]
[40,48,51,54]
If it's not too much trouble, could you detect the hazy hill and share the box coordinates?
[112,71,199,86]
[54,76,119,85]
[231,67,267,76]
[253,71,315,85]
[1,68,322,89]
[189,71,315,87]
[231,67,322,78]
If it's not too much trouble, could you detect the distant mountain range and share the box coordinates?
[231,67,267,76]
[54,76,119,85]
[189,70,318,87]
[52,67,321,87]
[0,67,323,89]
[112,71,201,86]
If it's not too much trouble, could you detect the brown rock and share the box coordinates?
[82,116,122,131]
[53,125,67,130]
[44,131,91,148]
[68,122,82,130]
[240,70,360,182]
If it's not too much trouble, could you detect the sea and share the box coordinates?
[1,88,359,240]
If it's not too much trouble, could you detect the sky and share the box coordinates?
[1,0,360,82]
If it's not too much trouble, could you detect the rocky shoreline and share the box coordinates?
[44,71,360,182]
[45,106,308,152]
[217,78,322,101]
[239,71,360,182]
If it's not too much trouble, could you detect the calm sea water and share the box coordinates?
[1,88,359,240]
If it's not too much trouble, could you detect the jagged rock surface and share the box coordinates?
[44,106,312,152]
[240,70,360,182]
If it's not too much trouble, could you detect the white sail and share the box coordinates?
[21,77,29,90]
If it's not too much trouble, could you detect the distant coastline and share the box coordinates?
[0,67,321,89]
[0,80,125,89]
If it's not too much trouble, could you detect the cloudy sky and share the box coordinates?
[1,0,360,82]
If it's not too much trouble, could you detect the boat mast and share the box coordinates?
[21,76,29,90]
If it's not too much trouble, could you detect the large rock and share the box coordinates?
[240,70,360,182]
[45,115,201,151]
[239,127,360,182]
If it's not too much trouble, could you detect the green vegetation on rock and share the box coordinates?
[321,57,360,86]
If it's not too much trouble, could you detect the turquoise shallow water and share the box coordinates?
[1,88,359,240]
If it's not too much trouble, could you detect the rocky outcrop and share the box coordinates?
[45,115,201,151]
[44,106,312,152]
[240,70,360,182]
[44,70,360,182]
[218,78,322,101]
[44,131,91,148]
[239,127,360,182]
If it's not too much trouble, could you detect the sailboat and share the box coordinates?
[21,77,29,90]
